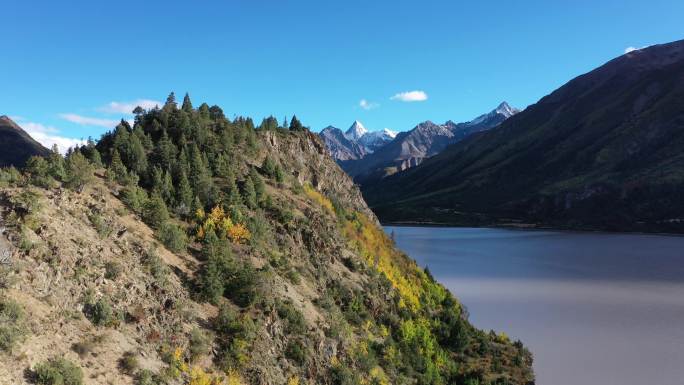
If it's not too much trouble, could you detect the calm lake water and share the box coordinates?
[384,226,684,385]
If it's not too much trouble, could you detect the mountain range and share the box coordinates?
[336,102,519,184]
[364,39,684,232]
[319,121,397,161]
[0,115,50,167]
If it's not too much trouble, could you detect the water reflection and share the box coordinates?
[385,226,684,385]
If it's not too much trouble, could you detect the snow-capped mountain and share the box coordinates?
[358,128,398,152]
[344,120,368,141]
[338,102,520,183]
[467,102,520,127]
[319,125,367,161]
[320,121,397,161]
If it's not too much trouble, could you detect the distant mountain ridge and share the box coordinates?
[338,102,519,184]
[0,115,50,167]
[319,121,397,161]
[364,39,684,232]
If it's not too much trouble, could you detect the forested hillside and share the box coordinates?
[0,93,533,385]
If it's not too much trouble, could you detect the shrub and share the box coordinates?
[188,328,211,362]
[142,248,170,286]
[285,269,301,285]
[213,304,256,370]
[285,340,307,365]
[104,261,122,280]
[71,339,96,358]
[84,298,114,327]
[158,222,188,253]
[0,297,27,352]
[34,357,83,385]
[119,351,139,375]
[135,369,159,385]
[276,300,306,334]
[89,212,112,238]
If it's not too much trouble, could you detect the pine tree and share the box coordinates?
[242,177,257,209]
[144,193,169,229]
[250,168,265,203]
[182,93,193,112]
[176,170,193,214]
[164,92,177,110]
[109,149,127,183]
[64,151,94,192]
[127,134,148,177]
[47,144,66,181]
[289,115,305,131]
[153,130,176,172]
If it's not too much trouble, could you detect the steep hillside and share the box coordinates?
[364,39,684,232]
[0,116,50,167]
[340,103,518,184]
[0,95,533,385]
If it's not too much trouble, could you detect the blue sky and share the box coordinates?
[2,0,683,151]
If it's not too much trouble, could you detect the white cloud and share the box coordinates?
[359,99,379,110]
[12,118,85,154]
[59,113,118,128]
[99,99,162,114]
[390,90,428,102]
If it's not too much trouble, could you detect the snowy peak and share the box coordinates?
[345,120,368,140]
[495,101,519,118]
[382,128,398,139]
[467,101,520,126]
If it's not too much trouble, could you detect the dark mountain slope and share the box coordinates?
[364,39,684,232]
[0,115,50,167]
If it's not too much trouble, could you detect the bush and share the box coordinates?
[188,328,211,362]
[89,212,112,238]
[84,298,114,327]
[142,248,170,286]
[285,340,307,365]
[34,357,83,385]
[104,261,122,280]
[0,298,27,352]
[213,304,256,370]
[276,300,306,334]
[158,222,188,253]
[119,351,139,375]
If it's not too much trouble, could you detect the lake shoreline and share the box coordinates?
[381,220,684,237]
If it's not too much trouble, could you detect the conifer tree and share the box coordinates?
[127,134,148,177]
[144,193,169,229]
[109,149,127,183]
[176,170,194,214]
[250,168,265,203]
[164,92,177,110]
[289,115,305,131]
[47,144,66,181]
[242,177,257,209]
[64,151,94,192]
[182,93,193,112]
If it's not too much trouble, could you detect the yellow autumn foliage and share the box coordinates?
[195,205,251,244]
[303,184,335,216]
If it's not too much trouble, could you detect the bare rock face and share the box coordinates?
[262,130,377,222]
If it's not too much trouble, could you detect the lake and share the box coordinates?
[384,226,684,385]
